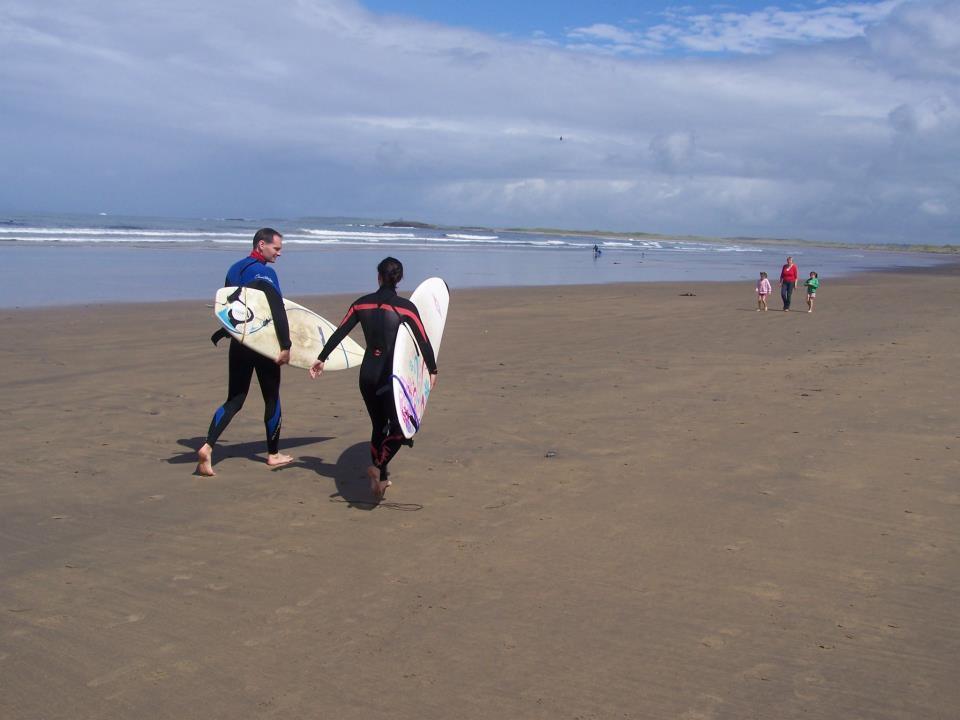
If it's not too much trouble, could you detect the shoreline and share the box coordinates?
[4,260,958,313]
[4,219,955,309]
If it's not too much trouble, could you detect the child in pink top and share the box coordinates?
[756,272,772,311]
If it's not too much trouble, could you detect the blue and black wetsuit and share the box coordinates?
[206,252,291,455]
[318,285,437,479]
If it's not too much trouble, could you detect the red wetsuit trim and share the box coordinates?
[392,305,428,340]
[338,302,428,341]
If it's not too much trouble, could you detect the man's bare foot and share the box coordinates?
[267,452,294,468]
[367,465,391,499]
[196,443,216,477]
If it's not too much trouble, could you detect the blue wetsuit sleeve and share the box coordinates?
[259,266,283,297]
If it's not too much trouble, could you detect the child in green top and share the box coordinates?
[804,271,820,313]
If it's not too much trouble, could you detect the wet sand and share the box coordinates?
[2,268,958,719]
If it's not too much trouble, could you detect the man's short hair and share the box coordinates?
[253,227,282,248]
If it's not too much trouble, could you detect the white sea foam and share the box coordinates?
[445,233,499,240]
[435,236,527,247]
[4,235,247,244]
[0,227,250,238]
[299,228,417,239]
[0,223,771,256]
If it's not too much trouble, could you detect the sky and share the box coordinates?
[0,0,957,243]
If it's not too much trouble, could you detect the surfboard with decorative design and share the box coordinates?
[391,278,449,439]
[214,286,363,370]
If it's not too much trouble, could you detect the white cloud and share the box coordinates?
[889,96,954,133]
[568,23,638,45]
[570,1,908,55]
[0,0,957,243]
[920,199,948,215]
[649,131,698,173]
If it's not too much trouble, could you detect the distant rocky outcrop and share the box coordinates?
[381,219,436,229]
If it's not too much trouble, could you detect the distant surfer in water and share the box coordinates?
[309,257,438,500]
[197,228,293,476]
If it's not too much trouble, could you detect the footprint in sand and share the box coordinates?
[699,628,742,649]
[723,540,750,552]
[677,693,724,720]
[792,671,827,701]
[33,614,68,628]
[274,606,299,621]
[902,509,936,525]
[105,613,143,628]
[741,662,778,682]
[250,548,288,560]
[87,660,148,688]
[740,581,784,602]
[849,568,882,593]
[906,542,941,559]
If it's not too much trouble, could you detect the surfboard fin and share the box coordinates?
[210,327,230,346]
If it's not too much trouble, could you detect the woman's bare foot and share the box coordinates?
[196,443,216,476]
[367,465,391,499]
[267,452,294,468]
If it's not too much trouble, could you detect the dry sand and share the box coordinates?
[2,268,958,719]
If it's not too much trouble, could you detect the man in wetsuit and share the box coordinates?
[196,228,293,476]
[309,257,437,499]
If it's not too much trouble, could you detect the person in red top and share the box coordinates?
[779,256,799,311]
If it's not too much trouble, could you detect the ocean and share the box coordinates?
[1,213,950,308]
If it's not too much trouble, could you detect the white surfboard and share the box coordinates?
[391,278,449,439]
[214,286,364,371]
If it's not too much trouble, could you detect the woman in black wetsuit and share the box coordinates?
[310,257,438,499]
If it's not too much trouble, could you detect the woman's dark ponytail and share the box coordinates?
[377,257,404,289]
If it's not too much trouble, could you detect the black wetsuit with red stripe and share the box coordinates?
[318,285,437,475]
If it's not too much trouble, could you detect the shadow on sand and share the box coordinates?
[168,436,333,467]
[297,442,423,512]
[169,438,421,511]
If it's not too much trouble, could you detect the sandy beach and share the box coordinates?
[2,267,958,719]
